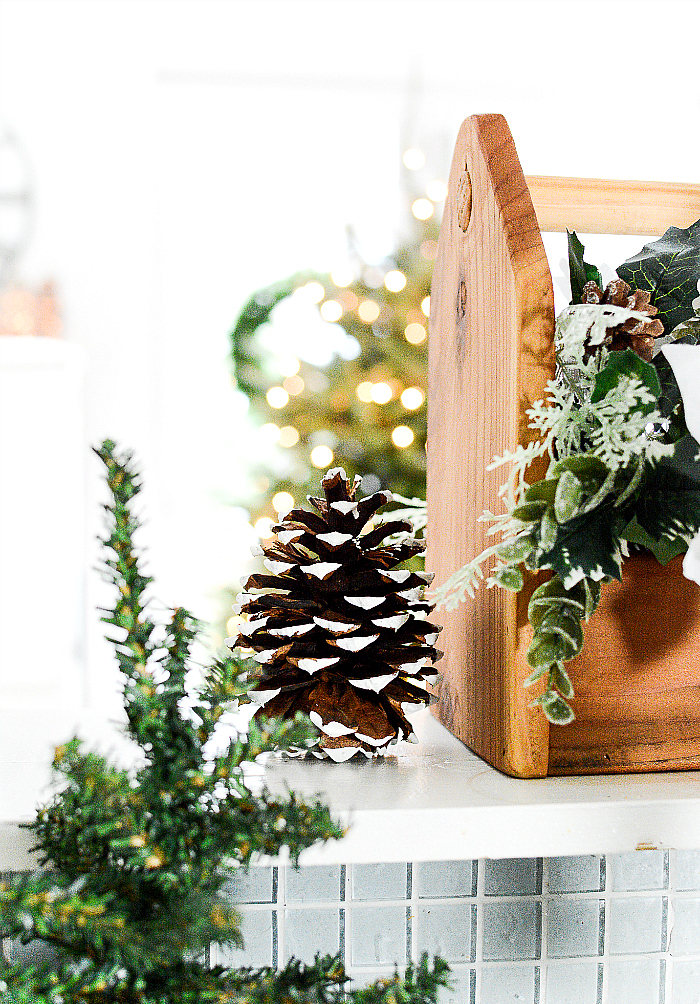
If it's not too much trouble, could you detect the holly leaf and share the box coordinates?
[652,322,700,419]
[539,504,624,589]
[567,230,603,303]
[620,516,688,565]
[616,220,700,334]
[633,434,700,542]
[590,349,661,407]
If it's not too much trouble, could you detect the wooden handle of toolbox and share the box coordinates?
[525,175,700,236]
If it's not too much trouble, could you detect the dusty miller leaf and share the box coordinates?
[616,220,700,334]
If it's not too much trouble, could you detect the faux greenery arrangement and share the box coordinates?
[433,222,700,725]
[0,442,449,1003]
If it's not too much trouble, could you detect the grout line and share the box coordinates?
[473,858,484,1002]
[600,854,610,1004]
[538,857,548,1004]
[341,864,348,968]
[666,849,676,1004]
[276,864,285,966]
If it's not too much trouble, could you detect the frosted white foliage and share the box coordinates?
[433,303,672,611]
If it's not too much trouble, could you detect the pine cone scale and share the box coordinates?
[232,468,440,760]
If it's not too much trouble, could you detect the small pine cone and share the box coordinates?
[229,468,442,761]
[581,278,664,361]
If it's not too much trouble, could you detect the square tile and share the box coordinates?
[609,897,665,955]
[671,898,700,955]
[484,858,541,897]
[285,865,341,903]
[479,965,537,1003]
[350,904,406,966]
[609,850,667,892]
[546,899,602,958]
[416,860,476,899]
[224,866,276,904]
[671,960,700,1003]
[606,960,660,1004]
[282,907,340,963]
[438,969,474,1004]
[482,901,541,961]
[675,851,700,891]
[215,908,273,967]
[352,863,407,901]
[416,902,475,963]
[544,962,599,1003]
[547,856,603,894]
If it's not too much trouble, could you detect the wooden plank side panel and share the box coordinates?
[427,114,555,777]
[549,555,700,775]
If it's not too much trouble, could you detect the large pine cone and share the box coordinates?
[229,468,442,761]
[582,278,663,361]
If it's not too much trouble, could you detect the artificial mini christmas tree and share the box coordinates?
[0,444,450,1003]
[230,468,442,760]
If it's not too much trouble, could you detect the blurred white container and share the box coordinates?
[0,336,89,820]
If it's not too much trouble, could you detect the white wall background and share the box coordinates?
[1,0,699,710]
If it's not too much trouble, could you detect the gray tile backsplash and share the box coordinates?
[11,851,697,1003]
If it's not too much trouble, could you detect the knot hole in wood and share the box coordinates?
[456,169,472,231]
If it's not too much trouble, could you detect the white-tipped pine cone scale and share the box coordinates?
[229,467,443,760]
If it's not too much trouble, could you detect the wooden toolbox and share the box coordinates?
[426,113,700,778]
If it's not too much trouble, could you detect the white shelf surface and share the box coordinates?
[4,709,700,870]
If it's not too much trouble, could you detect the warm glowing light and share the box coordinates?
[358,299,380,323]
[283,375,304,396]
[226,615,244,637]
[403,148,425,170]
[401,387,425,410]
[405,322,426,344]
[279,425,300,447]
[320,299,343,322]
[260,423,281,444]
[421,296,430,317]
[254,517,275,539]
[384,270,407,292]
[426,180,448,202]
[266,386,289,409]
[420,240,438,261]
[311,444,334,468]
[302,281,325,303]
[356,381,374,403]
[412,198,434,220]
[331,266,354,287]
[371,382,392,405]
[278,355,300,377]
[272,491,295,514]
[392,426,415,448]
[339,290,358,310]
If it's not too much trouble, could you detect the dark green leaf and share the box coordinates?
[616,219,700,333]
[621,516,688,565]
[590,349,661,406]
[567,230,603,303]
[632,434,700,542]
[540,504,624,588]
[652,324,700,420]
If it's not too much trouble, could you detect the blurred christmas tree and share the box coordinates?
[230,150,445,538]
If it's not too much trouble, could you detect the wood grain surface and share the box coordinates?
[526,175,700,236]
[549,555,700,774]
[426,114,555,778]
